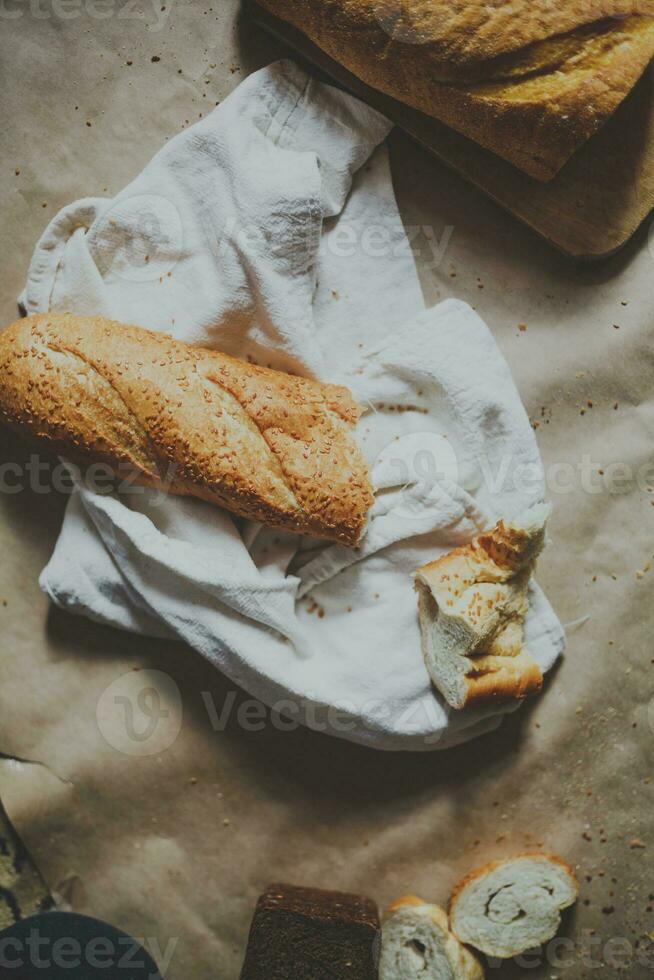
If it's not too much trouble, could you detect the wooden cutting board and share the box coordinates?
[247,0,654,260]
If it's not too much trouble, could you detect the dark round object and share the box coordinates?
[0,911,162,979]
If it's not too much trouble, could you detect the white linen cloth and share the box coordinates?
[20,61,564,751]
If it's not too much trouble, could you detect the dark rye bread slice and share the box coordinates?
[240,883,381,979]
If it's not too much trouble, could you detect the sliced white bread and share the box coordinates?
[380,896,484,979]
[414,503,550,709]
[449,854,578,959]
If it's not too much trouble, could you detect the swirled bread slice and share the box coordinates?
[414,504,549,709]
[450,854,578,959]
[257,1,654,178]
[381,896,484,979]
[0,314,373,545]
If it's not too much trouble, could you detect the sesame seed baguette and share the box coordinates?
[0,314,374,546]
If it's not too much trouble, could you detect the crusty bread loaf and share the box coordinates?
[381,895,484,979]
[414,504,548,709]
[450,854,579,959]
[256,0,654,179]
[0,314,374,545]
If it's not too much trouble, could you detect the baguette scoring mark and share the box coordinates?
[201,374,302,513]
[43,341,162,479]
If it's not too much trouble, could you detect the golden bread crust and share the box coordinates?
[0,314,374,546]
[462,653,543,705]
[384,894,427,918]
[257,1,654,178]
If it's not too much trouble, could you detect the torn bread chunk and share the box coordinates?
[381,896,484,979]
[450,854,579,959]
[414,503,550,709]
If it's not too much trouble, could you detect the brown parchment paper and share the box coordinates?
[0,3,653,977]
